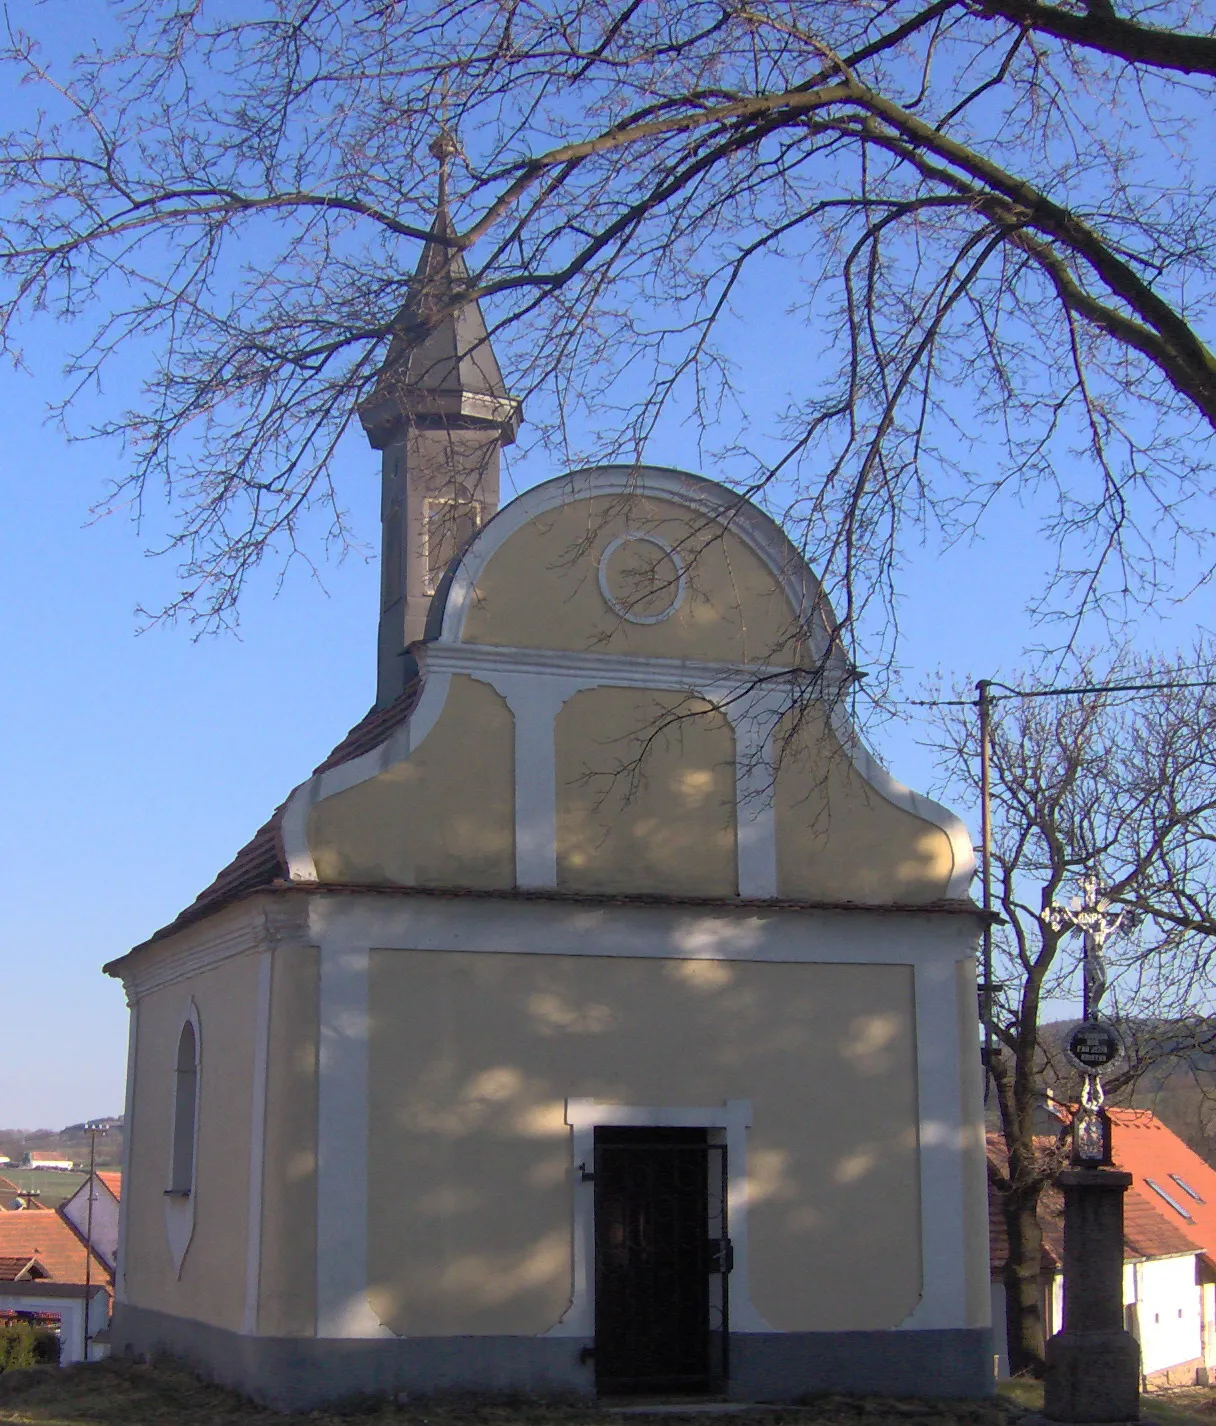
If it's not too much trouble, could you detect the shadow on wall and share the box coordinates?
[366,946,921,1338]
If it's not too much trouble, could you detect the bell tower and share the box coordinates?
[359,146,521,706]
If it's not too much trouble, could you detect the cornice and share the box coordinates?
[108,896,310,1002]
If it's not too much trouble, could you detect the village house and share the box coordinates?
[60,1172,122,1272]
[0,1188,114,1364]
[25,1152,74,1172]
[102,190,992,1409]
[990,1106,1216,1385]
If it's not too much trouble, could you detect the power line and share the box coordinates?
[904,675,1216,709]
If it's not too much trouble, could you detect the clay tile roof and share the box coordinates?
[0,1213,111,1295]
[987,1134,1065,1272]
[0,1255,47,1281]
[96,1172,121,1200]
[151,680,421,938]
[1124,1185,1201,1259]
[989,1111,1216,1277]
[1109,1107,1216,1266]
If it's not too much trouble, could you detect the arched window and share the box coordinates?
[169,1019,198,1195]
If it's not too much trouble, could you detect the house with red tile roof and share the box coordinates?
[60,1172,121,1271]
[0,1210,111,1297]
[0,1193,114,1366]
[25,1152,75,1171]
[990,1107,1216,1384]
[0,1255,49,1282]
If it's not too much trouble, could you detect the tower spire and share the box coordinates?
[359,135,522,707]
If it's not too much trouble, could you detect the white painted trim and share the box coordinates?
[488,673,592,888]
[546,1098,771,1338]
[426,637,811,690]
[242,951,272,1335]
[315,933,393,1339]
[111,893,980,1015]
[597,531,687,624]
[281,666,454,883]
[165,998,202,1276]
[114,1000,139,1303]
[307,893,980,969]
[898,958,971,1330]
[114,899,306,1000]
[828,709,975,900]
[713,685,789,899]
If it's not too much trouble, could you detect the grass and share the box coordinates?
[996,1376,1216,1426]
[0,1359,1026,1426]
[0,1361,1213,1426]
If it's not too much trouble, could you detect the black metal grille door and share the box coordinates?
[593,1127,729,1395]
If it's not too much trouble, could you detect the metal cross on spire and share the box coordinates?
[429,127,459,215]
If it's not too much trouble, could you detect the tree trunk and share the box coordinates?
[1003,1194,1047,1376]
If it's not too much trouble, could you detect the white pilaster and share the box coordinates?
[114,999,139,1303]
[714,686,787,899]
[242,950,272,1335]
[471,670,598,890]
[898,956,970,1330]
[316,938,392,1338]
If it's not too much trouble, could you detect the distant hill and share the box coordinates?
[0,1118,124,1171]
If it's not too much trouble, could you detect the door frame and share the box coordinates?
[543,1098,773,1340]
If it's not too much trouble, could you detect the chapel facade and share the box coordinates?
[104,198,993,1408]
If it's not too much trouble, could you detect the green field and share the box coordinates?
[0,1170,86,1209]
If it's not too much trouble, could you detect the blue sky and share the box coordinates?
[1,15,1211,1128]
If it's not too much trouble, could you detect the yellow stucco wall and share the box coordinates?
[463,495,808,665]
[555,688,737,897]
[774,707,956,903]
[366,948,921,1337]
[308,674,514,889]
[257,944,319,1337]
[123,953,257,1330]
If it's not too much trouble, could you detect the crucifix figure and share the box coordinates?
[1043,872,1127,1021]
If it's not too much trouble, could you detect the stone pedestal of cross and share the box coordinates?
[1039,1168,1142,1423]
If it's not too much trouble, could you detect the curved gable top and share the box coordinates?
[429,464,836,670]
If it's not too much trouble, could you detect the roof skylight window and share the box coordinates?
[1145,1178,1195,1221]
[1168,1173,1206,1204]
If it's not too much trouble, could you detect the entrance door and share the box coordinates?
[593,1126,729,1395]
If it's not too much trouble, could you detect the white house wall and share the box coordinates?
[1125,1255,1204,1379]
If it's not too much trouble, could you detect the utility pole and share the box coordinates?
[81,1122,106,1364]
[977,680,995,1086]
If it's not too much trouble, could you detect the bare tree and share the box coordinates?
[928,647,1216,1376]
[0,0,1215,651]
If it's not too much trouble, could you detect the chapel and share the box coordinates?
[103,190,993,1408]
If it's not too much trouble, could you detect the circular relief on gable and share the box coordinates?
[597,533,686,624]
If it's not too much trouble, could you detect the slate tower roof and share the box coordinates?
[358,158,520,449]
